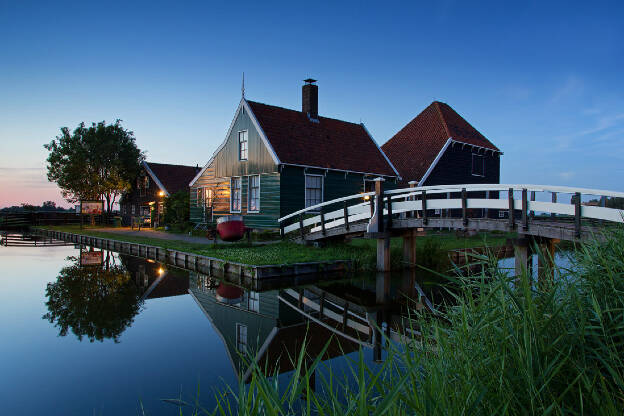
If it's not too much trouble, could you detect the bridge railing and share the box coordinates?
[278,184,624,239]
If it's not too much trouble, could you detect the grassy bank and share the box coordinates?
[38,225,513,270]
[180,228,624,415]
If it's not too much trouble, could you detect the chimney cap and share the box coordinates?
[303,78,317,84]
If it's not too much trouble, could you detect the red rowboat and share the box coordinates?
[216,215,245,242]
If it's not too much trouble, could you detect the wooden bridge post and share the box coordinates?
[521,189,529,231]
[408,180,418,218]
[369,178,391,271]
[574,192,582,238]
[514,237,533,278]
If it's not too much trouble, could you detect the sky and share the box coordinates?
[1,0,623,208]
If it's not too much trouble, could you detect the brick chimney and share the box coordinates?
[302,78,318,120]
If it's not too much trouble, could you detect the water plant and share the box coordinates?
[165,228,624,415]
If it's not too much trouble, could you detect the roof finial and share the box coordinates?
[241,72,245,99]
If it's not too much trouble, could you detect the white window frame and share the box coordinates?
[304,174,324,211]
[248,291,260,313]
[238,130,248,161]
[236,323,247,352]
[471,153,485,177]
[247,175,260,213]
[230,177,242,213]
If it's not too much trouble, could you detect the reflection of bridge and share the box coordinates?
[279,181,624,271]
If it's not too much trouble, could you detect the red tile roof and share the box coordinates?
[247,100,397,177]
[381,101,500,183]
[145,162,201,195]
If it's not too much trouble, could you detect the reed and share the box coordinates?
[166,228,624,415]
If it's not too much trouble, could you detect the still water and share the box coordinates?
[0,236,443,415]
[0,234,569,415]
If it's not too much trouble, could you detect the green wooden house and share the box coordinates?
[189,79,400,229]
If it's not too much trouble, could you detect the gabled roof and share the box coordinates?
[247,100,398,177]
[143,162,200,196]
[381,101,501,183]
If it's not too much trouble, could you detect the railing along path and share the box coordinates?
[278,183,624,242]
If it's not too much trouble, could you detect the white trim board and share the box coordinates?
[142,161,169,196]
[360,122,401,179]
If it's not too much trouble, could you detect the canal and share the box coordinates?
[0,233,569,415]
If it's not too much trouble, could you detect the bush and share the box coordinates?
[163,190,190,228]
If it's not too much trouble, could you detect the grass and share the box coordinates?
[169,227,624,415]
[37,225,513,270]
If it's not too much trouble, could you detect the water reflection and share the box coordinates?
[43,246,190,343]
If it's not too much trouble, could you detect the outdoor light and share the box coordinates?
[363,194,370,201]
[158,191,165,196]
[158,267,164,275]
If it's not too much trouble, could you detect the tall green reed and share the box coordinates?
[170,228,624,415]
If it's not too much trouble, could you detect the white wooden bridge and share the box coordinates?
[279,180,624,271]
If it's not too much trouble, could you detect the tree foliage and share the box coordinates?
[163,190,190,226]
[43,255,143,343]
[44,120,144,212]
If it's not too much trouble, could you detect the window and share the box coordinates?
[231,177,242,212]
[248,175,260,212]
[305,174,323,209]
[238,131,248,161]
[472,154,485,176]
[248,291,259,313]
[197,188,203,207]
[236,324,248,352]
[144,176,149,189]
[131,205,136,215]
[205,189,213,208]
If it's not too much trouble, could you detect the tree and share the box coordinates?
[44,120,144,213]
[163,190,190,226]
[43,256,143,342]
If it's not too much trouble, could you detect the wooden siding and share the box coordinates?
[191,105,281,229]
[213,105,277,177]
[191,168,281,229]
[424,145,500,186]
[279,165,399,218]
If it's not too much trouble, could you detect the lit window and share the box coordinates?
[305,175,323,209]
[236,324,247,352]
[197,188,203,207]
[472,154,485,176]
[231,177,242,212]
[131,205,136,215]
[205,189,213,208]
[248,175,260,212]
[239,131,248,161]
[248,291,259,312]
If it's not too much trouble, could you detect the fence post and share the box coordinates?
[551,192,557,218]
[343,201,350,231]
[574,192,582,238]
[422,190,428,225]
[461,188,468,227]
[408,181,418,218]
[299,213,305,240]
[508,188,515,229]
[320,207,326,235]
[522,189,528,231]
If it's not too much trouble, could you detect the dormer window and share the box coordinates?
[238,131,248,161]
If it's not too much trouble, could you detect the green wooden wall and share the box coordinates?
[190,102,281,229]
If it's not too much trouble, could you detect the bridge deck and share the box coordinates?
[301,217,605,242]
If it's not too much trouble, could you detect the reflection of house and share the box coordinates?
[118,254,189,300]
[188,274,359,382]
[382,102,501,186]
[120,161,200,226]
[189,79,400,230]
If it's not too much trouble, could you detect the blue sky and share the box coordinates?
[1,0,623,207]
